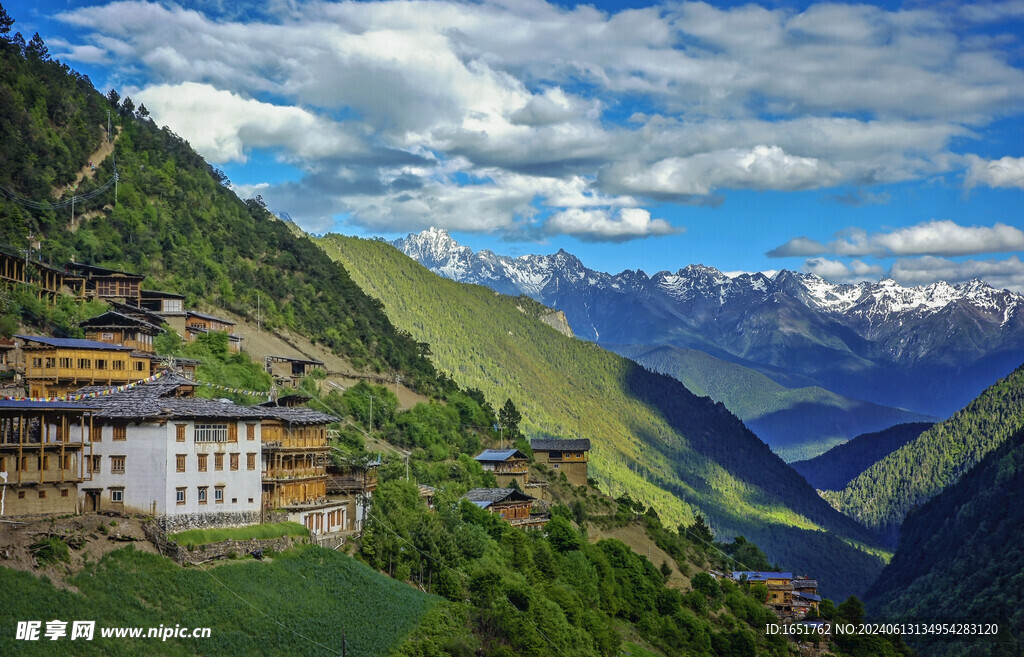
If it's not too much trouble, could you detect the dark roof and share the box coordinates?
[0,399,99,411]
[792,579,818,589]
[474,449,527,462]
[531,438,591,451]
[140,289,185,299]
[78,310,163,333]
[16,335,133,351]
[463,488,535,507]
[731,571,793,581]
[108,301,167,326]
[66,262,144,279]
[271,406,339,425]
[266,355,325,365]
[260,394,312,407]
[794,592,822,603]
[186,310,235,325]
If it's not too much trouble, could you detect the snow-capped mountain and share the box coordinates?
[395,228,1024,417]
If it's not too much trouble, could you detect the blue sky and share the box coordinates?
[8,0,1024,288]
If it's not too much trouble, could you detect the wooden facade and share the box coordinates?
[0,249,85,300]
[139,289,185,315]
[66,262,143,304]
[265,355,326,387]
[474,449,530,487]
[183,311,241,352]
[464,488,549,530]
[17,335,150,398]
[0,400,94,517]
[261,419,330,509]
[79,311,162,353]
[531,438,590,487]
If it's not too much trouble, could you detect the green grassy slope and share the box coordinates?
[319,234,886,600]
[827,363,1024,547]
[611,344,933,461]
[0,546,438,656]
[864,429,1024,656]
[791,422,933,491]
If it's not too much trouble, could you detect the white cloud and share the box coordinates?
[964,154,1024,190]
[52,0,1024,234]
[889,255,1024,292]
[544,207,680,242]
[803,258,884,282]
[135,82,368,162]
[770,220,1024,258]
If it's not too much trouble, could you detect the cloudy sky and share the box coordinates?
[11,0,1024,289]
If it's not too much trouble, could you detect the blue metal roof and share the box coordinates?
[16,335,133,351]
[0,399,99,411]
[795,592,822,602]
[474,449,524,462]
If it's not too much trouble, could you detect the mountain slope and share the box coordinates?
[610,343,932,461]
[827,363,1024,547]
[319,233,886,600]
[791,423,934,491]
[396,228,1024,419]
[0,43,442,393]
[864,429,1024,656]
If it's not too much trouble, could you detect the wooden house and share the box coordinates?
[79,310,163,353]
[16,335,151,399]
[265,355,326,387]
[325,456,380,532]
[463,488,548,529]
[473,448,530,487]
[530,438,590,487]
[139,289,186,315]
[261,407,346,535]
[164,311,241,352]
[0,247,85,300]
[0,400,94,516]
[65,262,144,304]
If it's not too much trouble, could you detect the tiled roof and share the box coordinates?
[463,488,535,504]
[187,310,235,325]
[530,438,591,451]
[271,406,339,425]
[731,571,794,581]
[0,399,99,411]
[141,289,185,299]
[66,262,144,278]
[16,335,133,351]
[474,449,526,462]
[78,310,162,332]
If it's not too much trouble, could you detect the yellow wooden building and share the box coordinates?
[474,449,530,487]
[0,400,95,516]
[531,438,591,487]
[16,335,151,399]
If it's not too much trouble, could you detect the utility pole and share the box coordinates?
[256,292,261,332]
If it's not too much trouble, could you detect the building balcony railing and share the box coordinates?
[262,469,328,482]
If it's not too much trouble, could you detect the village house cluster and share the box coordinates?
[722,571,821,618]
[0,252,376,538]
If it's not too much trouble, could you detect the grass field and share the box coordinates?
[168,522,309,548]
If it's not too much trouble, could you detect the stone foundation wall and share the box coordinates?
[144,522,308,565]
[154,510,261,533]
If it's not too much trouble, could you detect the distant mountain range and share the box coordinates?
[396,228,1024,423]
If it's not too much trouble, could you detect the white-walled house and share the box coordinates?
[77,376,269,529]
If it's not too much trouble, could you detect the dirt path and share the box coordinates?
[55,126,117,198]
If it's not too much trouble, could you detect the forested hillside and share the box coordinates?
[611,343,932,461]
[791,423,933,491]
[827,363,1024,546]
[318,234,887,600]
[865,429,1024,656]
[0,34,441,392]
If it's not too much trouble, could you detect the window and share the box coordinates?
[89,424,101,442]
[59,357,72,368]
[230,454,239,471]
[60,489,69,498]
[175,424,186,442]
[198,487,208,504]
[133,361,145,372]
[228,423,238,442]
[17,491,25,499]
[247,453,256,470]
[248,498,254,504]
[246,424,255,441]
[31,357,42,368]
[101,332,114,340]
[176,488,186,505]
[77,358,91,369]
[113,425,127,441]
[231,498,237,504]
[164,299,183,312]
[91,456,101,473]
[111,456,126,473]
[44,357,56,368]
[96,359,108,370]
[176,454,186,473]
[214,454,224,471]
[214,486,224,503]
[110,489,124,503]
[38,490,46,499]
[195,424,228,443]
[112,360,125,371]
[197,454,208,472]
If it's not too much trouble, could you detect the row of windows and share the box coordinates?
[175,452,257,472]
[30,357,142,371]
[16,488,71,500]
[89,455,125,474]
[91,423,257,443]
[175,487,252,506]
